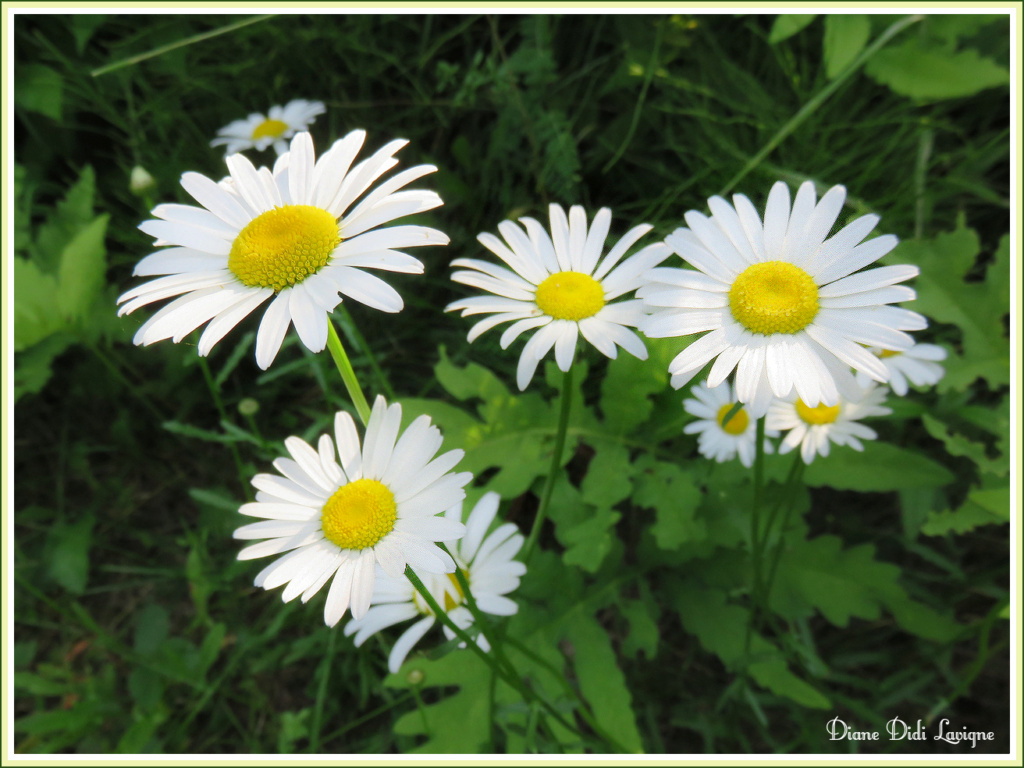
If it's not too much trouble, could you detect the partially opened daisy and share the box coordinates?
[639,181,926,415]
[233,396,471,623]
[344,492,526,672]
[683,380,778,468]
[211,99,326,155]
[446,204,671,390]
[118,131,448,369]
[855,343,947,396]
[765,383,891,464]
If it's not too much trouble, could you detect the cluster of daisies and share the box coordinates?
[116,99,944,671]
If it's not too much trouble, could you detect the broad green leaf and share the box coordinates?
[824,14,870,78]
[134,605,171,656]
[632,455,705,550]
[44,514,95,594]
[14,333,73,401]
[967,486,1009,520]
[14,258,62,351]
[580,441,632,507]
[925,14,1006,47]
[598,338,675,433]
[547,476,617,572]
[802,442,954,491]
[922,489,1009,536]
[675,588,830,709]
[34,166,97,272]
[618,598,659,660]
[865,38,1008,100]
[921,413,1008,477]
[56,214,108,322]
[70,14,107,54]
[15,64,64,120]
[768,14,818,44]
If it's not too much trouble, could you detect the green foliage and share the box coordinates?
[823,15,870,78]
[768,15,818,44]
[802,442,954,491]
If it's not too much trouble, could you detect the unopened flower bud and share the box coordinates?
[129,165,155,195]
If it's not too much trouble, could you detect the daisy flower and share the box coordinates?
[117,131,448,369]
[683,380,778,468]
[211,99,326,155]
[855,343,947,396]
[344,492,526,672]
[233,396,472,624]
[639,181,926,415]
[446,204,671,390]
[765,384,892,464]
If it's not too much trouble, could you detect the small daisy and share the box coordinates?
[683,380,778,468]
[765,384,892,464]
[855,343,947,396]
[344,492,526,672]
[118,131,448,369]
[233,396,472,624]
[446,204,671,390]
[211,99,326,155]
[639,181,926,415]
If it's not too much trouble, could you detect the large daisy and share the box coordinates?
[765,384,892,465]
[344,492,526,672]
[446,204,671,390]
[117,131,448,369]
[855,343,947,396]
[639,181,926,415]
[683,380,778,468]
[233,396,472,623]
[211,99,326,155]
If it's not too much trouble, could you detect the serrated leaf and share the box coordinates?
[15,64,64,120]
[56,214,108,323]
[768,14,818,44]
[632,456,706,550]
[34,166,96,272]
[675,588,830,709]
[598,339,673,433]
[560,507,620,573]
[921,413,1007,477]
[580,441,632,507]
[14,333,74,401]
[618,598,659,660]
[865,38,1008,100]
[14,258,62,351]
[824,14,870,78]
[802,442,954,491]
[921,496,1008,536]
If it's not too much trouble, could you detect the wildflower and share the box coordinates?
[211,99,326,155]
[683,380,777,467]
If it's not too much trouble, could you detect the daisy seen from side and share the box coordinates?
[683,380,778,468]
[211,99,327,155]
[855,343,947,396]
[765,383,892,465]
[446,204,672,390]
[344,492,526,672]
[233,396,472,623]
[117,131,448,369]
[639,181,926,416]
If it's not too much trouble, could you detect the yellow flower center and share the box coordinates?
[228,205,340,292]
[879,349,902,359]
[412,570,467,615]
[795,399,841,426]
[443,572,466,612]
[320,478,397,551]
[729,261,819,335]
[716,403,750,435]
[535,271,605,321]
[251,118,289,140]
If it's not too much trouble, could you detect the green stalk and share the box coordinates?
[338,305,395,401]
[719,14,924,196]
[745,417,767,653]
[197,356,248,498]
[326,320,372,427]
[307,628,337,753]
[761,458,807,615]
[522,367,574,560]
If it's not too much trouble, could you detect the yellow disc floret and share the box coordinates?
[729,261,819,335]
[228,205,340,292]
[795,399,841,425]
[443,571,466,612]
[320,478,397,551]
[535,271,606,321]
[251,118,289,140]
[879,349,902,359]
[716,403,750,435]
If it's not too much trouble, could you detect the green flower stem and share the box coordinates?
[522,367,574,561]
[338,305,395,401]
[745,417,767,653]
[404,566,589,746]
[761,457,806,616]
[326,320,372,427]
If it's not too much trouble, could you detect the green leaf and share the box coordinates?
[14,333,74,401]
[56,214,109,323]
[632,455,705,550]
[134,605,171,656]
[598,338,674,434]
[618,597,659,660]
[580,441,632,508]
[70,15,107,54]
[34,166,97,273]
[675,588,830,709]
[921,486,1009,536]
[14,258,62,351]
[768,14,818,44]
[802,442,954,491]
[824,14,870,78]
[15,64,64,120]
[546,476,617,572]
[921,413,1008,477]
[45,514,95,594]
[865,38,1008,101]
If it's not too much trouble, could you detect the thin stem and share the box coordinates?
[522,367,574,561]
[326,320,372,426]
[197,356,248,498]
[761,459,806,614]
[308,628,337,753]
[745,417,767,653]
[338,306,395,401]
